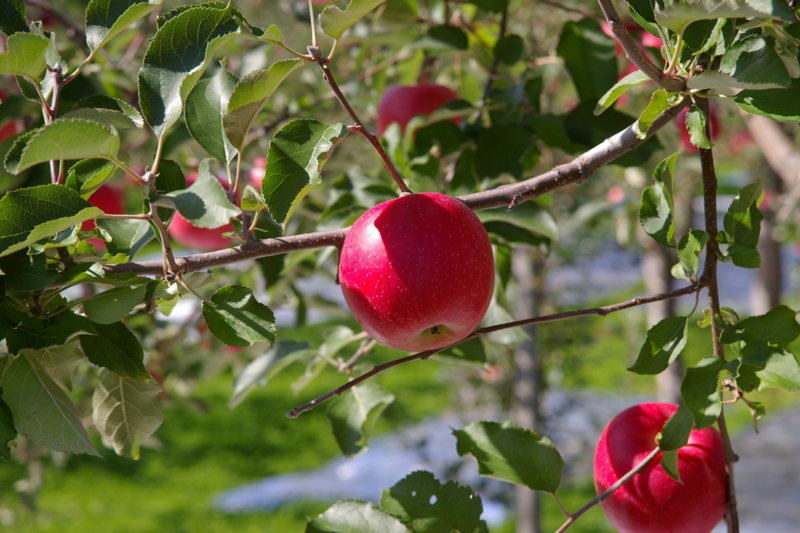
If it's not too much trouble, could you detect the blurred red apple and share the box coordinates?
[82,184,124,248]
[594,403,727,533]
[249,156,266,188]
[168,172,236,251]
[376,84,460,136]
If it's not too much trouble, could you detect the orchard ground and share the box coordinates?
[1,281,798,533]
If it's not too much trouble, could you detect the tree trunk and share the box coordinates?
[511,248,544,533]
[641,240,683,403]
[750,170,782,315]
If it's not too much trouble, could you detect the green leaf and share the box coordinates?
[229,341,313,408]
[153,159,240,229]
[0,393,16,462]
[380,471,489,533]
[639,183,675,247]
[202,284,276,347]
[326,381,394,457]
[6,311,95,354]
[92,368,163,459]
[224,59,303,149]
[19,338,84,392]
[677,230,709,277]
[422,25,469,51]
[79,321,148,380]
[185,65,238,163]
[719,34,791,89]
[726,243,760,268]
[438,337,487,364]
[494,33,524,65]
[319,0,389,40]
[0,0,27,36]
[453,420,563,493]
[478,201,558,246]
[595,69,651,115]
[262,119,346,226]
[735,82,800,121]
[638,90,673,137]
[687,70,788,91]
[629,316,689,375]
[1,351,101,456]
[65,159,118,198]
[658,404,694,483]
[86,0,164,53]
[723,182,762,247]
[681,356,725,429]
[474,124,534,179]
[241,184,266,212]
[685,107,713,149]
[5,118,120,174]
[64,95,144,129]
[556,18,617,104]
[654,0,793,33]
[752,349,800,392]
[0,184,104,258]
[471,0,507,14]
[0,32,49,78]
[138,3,242,138]
[740,306,800,348]
[0,251,60,291]
[307,501,410,533]
[83,285,149,325]
[96,218,154,258]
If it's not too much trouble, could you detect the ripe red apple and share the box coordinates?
[82,184,124,248]
[338,192,495,352]
[676,107,721,154]
[168,172,236,251]
[594,403,727,533]
[376,84,460,136]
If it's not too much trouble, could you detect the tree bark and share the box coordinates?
[511,248,544,533]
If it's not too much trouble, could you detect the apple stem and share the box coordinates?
[596,0,687,93]
[104,102,690,278]
[285,281,703,418]
[697,98,741,533]
[308,46,413,195]
[47,65,65,184]
[553,446,660,533]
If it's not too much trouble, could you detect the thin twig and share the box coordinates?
[286,282,702,418]
[596,0,686,93]
[309,46,412,194]
[697,98,740,533]
[340,338,377,372]
[49,65,64,184]
[143,171,180,280]
[554,447,661,533]
[104,101,689,278]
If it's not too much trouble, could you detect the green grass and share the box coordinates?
[2,307,797,532]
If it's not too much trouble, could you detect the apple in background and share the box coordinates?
[376,84,460,136]
[594,403,727,533]
[676,107,721,154]
[248,156,266,188]
[82,184,124,248]
[168,172,236,251]
[338,192,495,352]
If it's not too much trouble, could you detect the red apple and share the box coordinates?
[338,192,495,352]
[168,172,236,251]
[594,403,727,533]
[640,32,663,49]
[249,156,266,188]
[82,184,124,248]
[376,84,460,136]
[676,107,721,154]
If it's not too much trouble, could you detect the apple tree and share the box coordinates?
[1,0,800,532]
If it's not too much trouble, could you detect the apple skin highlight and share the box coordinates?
[594,402,727,533]
[339,192,495,352]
